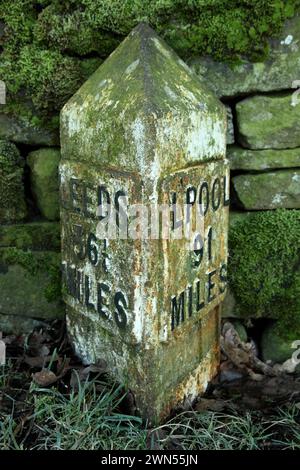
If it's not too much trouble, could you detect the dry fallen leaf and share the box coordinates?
[221,321,277,379]
[32,369,58,386]
[195,398,227,412]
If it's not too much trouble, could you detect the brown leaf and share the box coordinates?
[195,398,227,412]
[32,369,58,386]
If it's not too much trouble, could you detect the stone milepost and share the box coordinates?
[60,23,229,422]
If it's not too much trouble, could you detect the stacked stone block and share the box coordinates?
[191,12,300,364]
[0,136,63,333]
[0,10,299,369]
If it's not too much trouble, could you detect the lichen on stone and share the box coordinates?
[233,169,300,210]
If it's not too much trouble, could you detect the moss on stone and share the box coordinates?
[0,139,27,223]
[0,247,62,306]
[0,312,44,335]
[32,0,300,61]
[233,170,300,211]
[44,260,62,302]
[1,46,86,114]
[0,222,60,251]
[60,23,226,172]
[236,93,300,150]
[34,3,121,57]
[261,321,300,366]
[0,1,299,118]
[228,209,300,339]
[0,110,59,146]
[27,147,60,221]
[228,146,300,171]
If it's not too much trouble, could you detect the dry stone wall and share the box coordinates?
[190,13,300,363]
[0,10,299,365]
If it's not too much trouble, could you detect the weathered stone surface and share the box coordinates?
[226,106,234,145]
[236,94,300,150]
[228,145,300,170]
[27,148,60,221]
[231,320,247,343]
[233,170,300,210]
[0,313,44,335]
[60,32,226,169]
[0,140,27,223]
[189,14,300,99]
[0,112,59,146]
[60,23,228,422]
[0,222,60,251]
[0,249,64,320]
[261,323,300,368]
[221,288,238,318]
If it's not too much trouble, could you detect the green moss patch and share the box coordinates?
[0,247,62,305]
[0,222,60,251]
[228,209,300,339]
[27,147,60,221]
[31,0,300,61]
[0,1,299,120]
[0,139,27,223]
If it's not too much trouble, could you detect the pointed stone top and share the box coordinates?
[132,21,158,35]
[61,23,226,174]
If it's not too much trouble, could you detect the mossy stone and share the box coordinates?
[0,112,59,146]
[0,222,60,251]
[61,23,226,171]
[190,13,300,99]
[0,312,44,335]
[236,94,300,149]
[233,170,300,210]
[228,145,300,171]
[0,248,64,320]
[27,148,60,221]
[0,139,27,223]
[1,1,299,119]
[261,323,300,367]
[228,209,300,337]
